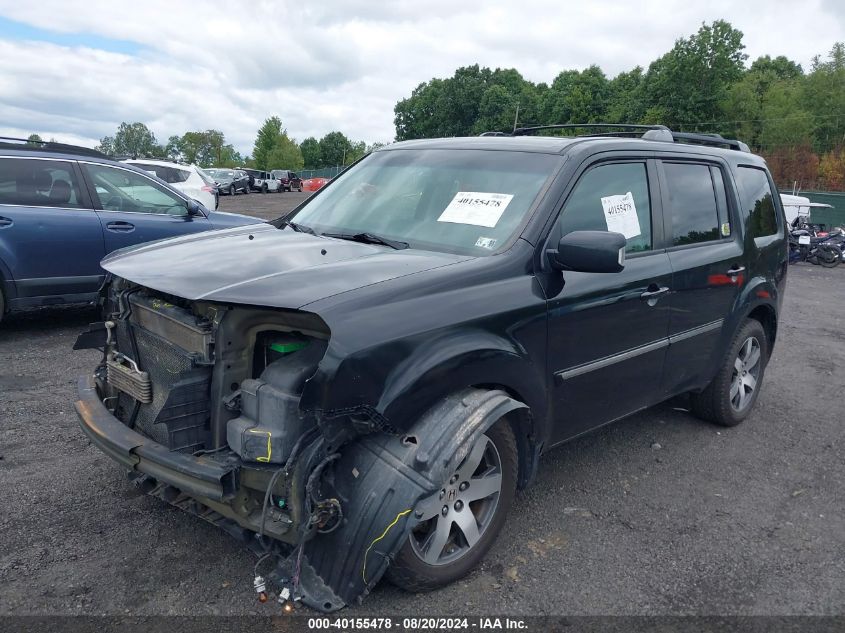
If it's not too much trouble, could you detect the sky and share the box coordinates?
[0,0,843,155]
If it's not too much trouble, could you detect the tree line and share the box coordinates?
[394,20,845,191]
[89,118,380,172]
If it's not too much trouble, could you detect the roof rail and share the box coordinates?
[498,123,750,152]
[0,136,109,159]
[669,132,750,152]
[513,123,670,136]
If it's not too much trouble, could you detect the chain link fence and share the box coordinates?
[298,166,346,179]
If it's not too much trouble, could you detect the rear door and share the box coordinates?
[658,159,746,394]
[0,156,104,300]
[80,162,212,254]
[545,158,672,443]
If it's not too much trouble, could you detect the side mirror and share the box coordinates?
[547,230,626,273]
[186,199,202,216]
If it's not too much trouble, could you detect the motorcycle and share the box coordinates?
[789,229,843,268]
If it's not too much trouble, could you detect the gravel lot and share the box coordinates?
[217,188,313,221]
[0,210,843,617]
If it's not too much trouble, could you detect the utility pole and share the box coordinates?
[512,103,520,133]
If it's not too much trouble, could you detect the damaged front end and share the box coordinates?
[75,278,518,611]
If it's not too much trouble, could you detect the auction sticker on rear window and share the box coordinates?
[437,192,514,228]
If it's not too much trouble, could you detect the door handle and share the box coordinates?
[0,216,12,228]
[106,221,135,232]
[727,266,746,276]
[640,286,670,300]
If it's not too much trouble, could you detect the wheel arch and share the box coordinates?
[472,382,541,490]
[746,302,777,353]
[301,388,527,609]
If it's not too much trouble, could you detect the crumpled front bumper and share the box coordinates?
[74,374,238,501]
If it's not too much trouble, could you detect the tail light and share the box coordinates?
[201,185,214,192]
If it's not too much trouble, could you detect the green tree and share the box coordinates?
[606,67,646,123]
[804,43,845,153]
[251,116,305,170]
[473,84,518,134]
[252,116,284,170]
[26,133,42,145]
[101,122,162,158]
[749,55,803,81]
[95,136,114,155]
[318,131,354,166]
[643,20,747,129]
[175,130,240,167]
[266,135,304,170]
[300,137,322,168]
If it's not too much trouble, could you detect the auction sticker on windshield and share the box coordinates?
[438,192,514,228]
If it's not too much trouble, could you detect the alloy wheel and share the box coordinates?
[730,336,761,412]
[409,433,502,566]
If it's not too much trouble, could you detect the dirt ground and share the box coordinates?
[216,188,312,221]
[0,215,843,617]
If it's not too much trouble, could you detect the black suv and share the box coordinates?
[75,125,787,612]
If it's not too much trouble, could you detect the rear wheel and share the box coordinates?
[0,283,5,325]
[261,184,268,194]
[691,319,768,427]
[244,185,250,194]
[817,244,842,268]
[386,418,517,592]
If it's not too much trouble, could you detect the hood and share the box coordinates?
[101,223,469,309]
[206,209,263,228]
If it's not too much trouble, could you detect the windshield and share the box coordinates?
[208,169,235,179]
[289,149,560,255]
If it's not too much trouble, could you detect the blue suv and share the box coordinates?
[0,138,262,323]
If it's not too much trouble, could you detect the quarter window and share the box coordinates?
[736,167,779,238]
[84,163,187,215]
[0,158,84,209]
[557,162,652,253]
[663,163,720,246]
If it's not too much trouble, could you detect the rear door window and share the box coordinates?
[736,166,779,238]
[0,158,85,209]
[663,162,721,246]
[556,162,652,253]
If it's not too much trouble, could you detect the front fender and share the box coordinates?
[379,329,547,438]
[303,328,548,443]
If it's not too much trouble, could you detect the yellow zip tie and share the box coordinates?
[249,429,272,463]
[362,508,412,585]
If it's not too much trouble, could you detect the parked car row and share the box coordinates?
[0,138,262,323]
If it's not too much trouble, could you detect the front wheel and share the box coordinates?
[386,418,517,592]
[228,185,235,196]
[691,319,768,427]
[261,184,268,194]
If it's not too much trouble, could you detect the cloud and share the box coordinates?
[0,0,842,153]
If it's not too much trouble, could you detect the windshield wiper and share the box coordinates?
[279,219,315,234]
[320,231,409,250]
